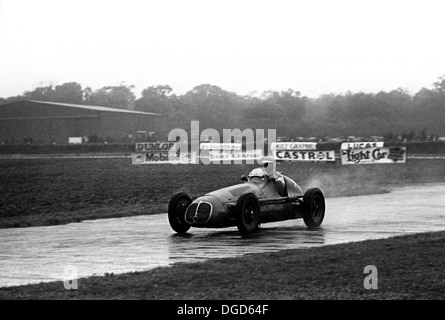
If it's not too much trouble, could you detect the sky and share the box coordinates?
[0,0,444,98]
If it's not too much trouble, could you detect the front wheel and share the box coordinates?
[168,192,192,233]
[235,193,261,234]
[302,188,325,228]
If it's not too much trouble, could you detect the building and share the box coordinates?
[0,100,165,144]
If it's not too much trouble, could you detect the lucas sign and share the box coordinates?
[341,142,384,150]
[341,146,406,165]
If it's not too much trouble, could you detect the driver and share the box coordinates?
[248,156,286,196]
[248,167,267,179]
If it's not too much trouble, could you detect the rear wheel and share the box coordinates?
[235,193,261,234]
[302,188,325,228]
[168,192,192,233]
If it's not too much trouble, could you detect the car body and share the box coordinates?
[168,167,326,234]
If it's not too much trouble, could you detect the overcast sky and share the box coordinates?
[0,0,444,98]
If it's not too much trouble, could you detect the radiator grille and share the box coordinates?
[185,201,212,224]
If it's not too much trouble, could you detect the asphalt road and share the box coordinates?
[1,183,444,287]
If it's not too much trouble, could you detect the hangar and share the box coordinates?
[0,100,165,144]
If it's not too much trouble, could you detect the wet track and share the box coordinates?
[1,183,445,287]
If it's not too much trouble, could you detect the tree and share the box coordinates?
[83,86,93,104]
[375,88,413,117]
[433,75,445,92]
[180,84,240,130]
[414,84,445,121]
[238,89,309,135]
[52,82,84,104]
[23,85,55,101]
[0,96,23,104]
[272,89,307,121]
[134,85,174,114]
[20,82,84,104]
[306,94,334,121]
[243,100,286,120]
[86,84,136,109]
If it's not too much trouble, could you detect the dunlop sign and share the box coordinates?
[135,142,175,152]
[133,142,178,164]
[341,146,406,165]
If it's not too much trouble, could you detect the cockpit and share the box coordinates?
[248,167,267,179]
[246,166,287,196]
[246,167,269,186]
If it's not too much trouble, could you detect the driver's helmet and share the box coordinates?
[248,167,267,178]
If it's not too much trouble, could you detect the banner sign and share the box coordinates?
[132,152,171,164]
[135,142,176,152]
[132,152,177,164]
[200,143,242,150]
[271,142,317,150]
[133,141,181,164]
[341,146,406,165]
[68,137,82,144]
[341,142,384,150]
[132,152,197,164]
[274,150,336,162]
[208,149,263,161]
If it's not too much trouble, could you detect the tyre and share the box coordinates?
[235,193,261,234]
[302,188,325,228]
[168,192,192,233]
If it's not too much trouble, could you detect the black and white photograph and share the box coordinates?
[0,0,444,305]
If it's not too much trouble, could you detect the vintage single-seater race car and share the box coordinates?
[168,160,326,234]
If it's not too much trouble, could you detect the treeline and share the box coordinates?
[1,77,445,138]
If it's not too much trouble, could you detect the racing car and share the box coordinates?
[168,159,325,234]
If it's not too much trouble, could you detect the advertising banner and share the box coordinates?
[270,142,317,150]
[135,142,176,152]
[274,150,336,162]
[340,146,406,165]
[68,137,82,144]
[200,143,242,150]
[341,142,384,150]
[132,152,175,164]
[208,149,263,161]
[133,141,182,164]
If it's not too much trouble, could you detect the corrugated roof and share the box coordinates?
[25,100,164,116]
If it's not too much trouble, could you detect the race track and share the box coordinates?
[1,183,444,287]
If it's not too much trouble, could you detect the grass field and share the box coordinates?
[1,158,445,228]
[0,231,443,299]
